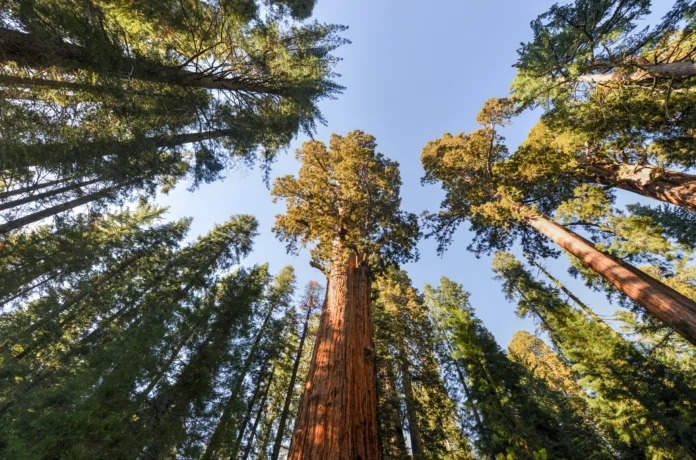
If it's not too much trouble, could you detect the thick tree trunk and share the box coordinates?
[0,180,136,234]
[523,211,696,345]
[270,299,316,460]
[0,178,101,211]
[0,28,283,95]
[574,61,696,83]
[586,162,696,212]
[398,346,423,459]
[287,253,380,460]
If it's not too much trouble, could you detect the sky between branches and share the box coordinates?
[158,0,676,348]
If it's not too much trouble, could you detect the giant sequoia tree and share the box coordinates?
[421,97,696,345]
[271,130,420,459]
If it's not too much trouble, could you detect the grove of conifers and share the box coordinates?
[1,0,696,459]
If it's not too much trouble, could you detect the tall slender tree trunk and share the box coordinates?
[287,253,380,460]
[241,368,275,460]
[585,162,696,212]
[7,129,232,170]
[0,178,101,211]
[270,298,316,460]
[430,322,485,433]
[398,345,423,459]
[379,363,408,458]
[202,304,276,460]
[522,210,696,345]
[232,356,273,459]
[0,180,137,234]
[526,256,621,338]
[0,28,284,95]
[0,177,70,200]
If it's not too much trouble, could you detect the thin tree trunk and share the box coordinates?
[232,356,273,459]
[0,180,136,234]
[430,321,485,434]
[383,364,408,457]
[0,178,101,211]
[585,162,696,212]
[241,367,275,460]
[526,256,622,338]
[0,74,149,97]
[522,210,696,345]
[0,28,284,95]
[0,177,70,200]
[287,253,380,460]
[398,345,423,459]
[7,129,232,170]
[270,299,316,460]
[202,304,277,460]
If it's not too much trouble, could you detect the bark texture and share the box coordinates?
[586,162,696,212]
[524,212,696,345]
[287,254,380,460]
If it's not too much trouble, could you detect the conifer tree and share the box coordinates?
[0,0,348,234]
[425,277,610,459]
[421,97,696,345]
[0,214,259,458]
[493,252,696,457]
[271,130,420,459]
[373,269,472,459]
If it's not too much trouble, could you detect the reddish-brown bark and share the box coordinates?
[287,253,380,460]
[524,212,696,345]
[586,162,696,212]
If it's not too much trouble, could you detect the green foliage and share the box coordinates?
[374,269,473,459]
[272,130,420,272]
[493,251,696,457]
[425,276,608,459]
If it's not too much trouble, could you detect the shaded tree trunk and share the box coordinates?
[0,178,101,211]
[0,177,70,200]
[0,180,137,234]
[270,298,317,460]
[586,162,696,212]
[287,253,380,460]
[398,345,423,459]
[241,367,275,460]
[232,357,273,459]
[523,210,696,345]
[202,304,276,460]
[0,28,284,95]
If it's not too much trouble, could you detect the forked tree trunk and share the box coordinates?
[523,211,696,345]
[398,345,423,459]
[586,162,696,212]
[287,253,380,460]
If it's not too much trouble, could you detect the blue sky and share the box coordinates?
[159,0,675,348]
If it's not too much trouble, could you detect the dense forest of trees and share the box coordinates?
[2,0,696,458]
